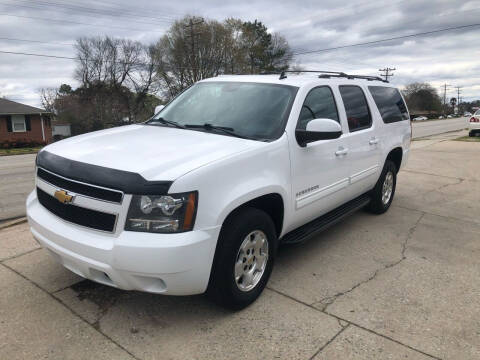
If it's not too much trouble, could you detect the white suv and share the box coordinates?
[27,72,411,309]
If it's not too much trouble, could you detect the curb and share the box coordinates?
[0,217,27,230]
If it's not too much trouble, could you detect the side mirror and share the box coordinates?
[154,105,165,114]
[295,118,342,147]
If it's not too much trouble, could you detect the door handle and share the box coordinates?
[369,138,379,145]
[335,147,349,156]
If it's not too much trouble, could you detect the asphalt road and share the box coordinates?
[0,117,469,221]
[411,116,468,138]
[0,153,36,221]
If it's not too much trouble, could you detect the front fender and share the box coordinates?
[169,135,292,232]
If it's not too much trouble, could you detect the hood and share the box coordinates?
[44,124,263,181]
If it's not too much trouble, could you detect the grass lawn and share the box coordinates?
[0,147,43,156]
[455,135,480,142]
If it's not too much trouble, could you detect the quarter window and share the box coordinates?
[12,115,26,132]
[368,86,409,123]
[297,86,339,130]
[339,86,372,132]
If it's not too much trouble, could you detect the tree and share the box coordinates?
[74,36,159,125]
[38,16,293,135]
[153,16,293,99]
[402,82,442,113]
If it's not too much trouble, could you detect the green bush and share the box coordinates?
[1,139,46,149]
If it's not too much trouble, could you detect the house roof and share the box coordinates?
[0,98,50,115]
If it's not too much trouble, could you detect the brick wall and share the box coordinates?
[0,114,52,144]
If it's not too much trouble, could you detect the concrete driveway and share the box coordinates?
[1,131,479,359]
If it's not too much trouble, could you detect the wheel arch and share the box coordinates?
[385,147,403,172]
[220,192,285,238]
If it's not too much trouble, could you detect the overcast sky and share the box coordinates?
[0,0,479,107]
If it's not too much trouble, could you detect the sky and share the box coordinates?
[0,0,479,107]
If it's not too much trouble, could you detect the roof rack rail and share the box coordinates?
[276,70,388,83]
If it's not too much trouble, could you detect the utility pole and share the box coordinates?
[455,86,462,113]
[379,67,396,82]
[184,18,204,82]
[441,83,451,115]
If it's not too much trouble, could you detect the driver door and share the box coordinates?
[288,86,351,229]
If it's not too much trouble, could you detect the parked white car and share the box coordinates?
[469,110,480,136]
[412,116,428,121]
[27,72,411,309]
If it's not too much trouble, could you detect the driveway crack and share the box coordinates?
[314,212,426,311]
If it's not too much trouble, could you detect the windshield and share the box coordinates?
[149,81,298,140]
[475,110,480,116]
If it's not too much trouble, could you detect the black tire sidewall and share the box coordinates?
[208,208,277,309]
[369,160,397,213]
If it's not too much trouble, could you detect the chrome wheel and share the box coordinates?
[234,230,269,292]
[382,171,394,205]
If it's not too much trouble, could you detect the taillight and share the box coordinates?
[470,117,479,123]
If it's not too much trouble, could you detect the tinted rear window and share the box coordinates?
[368,86,409,123]
[339,85,372,132]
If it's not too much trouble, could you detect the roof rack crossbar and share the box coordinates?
[275,70,388,83]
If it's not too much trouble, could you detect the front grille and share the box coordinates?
[37,168,123,203]
[37,187,117,232]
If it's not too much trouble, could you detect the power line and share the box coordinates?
[0,13,169,33]
[0,50,76,60]
[0,37,74,46]
[0,0,176,26]
[0,49,196,71]
[292,23,480,55]
[60,0,184,19]
[379,67,395,81]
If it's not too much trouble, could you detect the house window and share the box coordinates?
[12,115,26,132]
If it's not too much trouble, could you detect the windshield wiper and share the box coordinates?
[184,123,253,140]
[148,117,186,129]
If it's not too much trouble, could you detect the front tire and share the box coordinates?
[207,208,277,310]
[367,160,397,214]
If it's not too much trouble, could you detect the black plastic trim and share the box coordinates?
[36,150,172,195]
[281,193,371,244]
[37,167,123,203]
[37,187,117,232]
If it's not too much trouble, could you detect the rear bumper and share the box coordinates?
[26,191,220,295]
[469,122,480,131]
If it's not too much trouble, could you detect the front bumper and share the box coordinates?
[26,191,220,295]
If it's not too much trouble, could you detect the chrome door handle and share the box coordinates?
[335,147,349,156]
[369,138,379,145]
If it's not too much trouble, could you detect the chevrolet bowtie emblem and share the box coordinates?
[54,190,74,204]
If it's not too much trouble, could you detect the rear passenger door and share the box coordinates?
[338,85,382,197]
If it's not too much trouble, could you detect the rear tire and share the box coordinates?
[367,160,397,214]
[207,207,277,310]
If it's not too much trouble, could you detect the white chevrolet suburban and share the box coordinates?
[27,71,411,309]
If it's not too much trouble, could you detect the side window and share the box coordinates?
[368,86,409,123]
[339,85,372,132]
[297,86,339,130]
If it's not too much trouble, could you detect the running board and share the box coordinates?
[281,194,371,245]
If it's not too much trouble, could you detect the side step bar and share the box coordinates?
[280,194,371,245]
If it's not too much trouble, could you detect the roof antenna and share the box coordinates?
[279,71,287,80]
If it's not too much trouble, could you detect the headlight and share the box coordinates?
[125,192,197,233]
